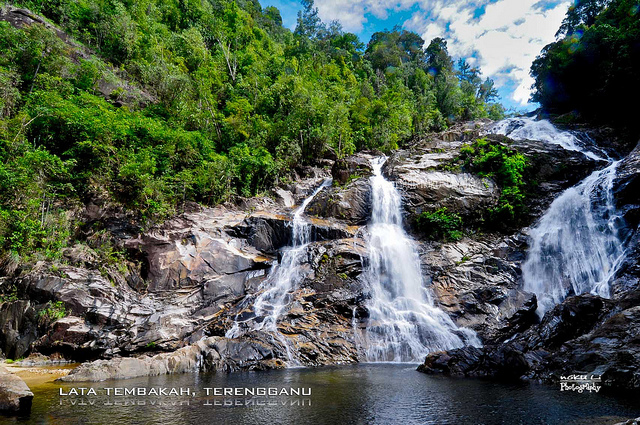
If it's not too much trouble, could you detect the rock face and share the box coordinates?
[420,238,640,389]
[423,235,537,342]
[207,237,367,366]
[0,119,638,391]
[614,141,640,227]
[0,198,362,362]
[384,123,600,228]
[60,336,284,382]
[417,125,640,390]
[0,366,33,415]
[306,179,371,225]
[19,264,199,359]
[385,152,500,220]
[418,294,635,386]
[0,300,38,360]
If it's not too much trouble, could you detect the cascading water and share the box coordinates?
[522,162,626,316]
[358,158,480,362]
[225,179,332,360]
[488,118,627,317]
[488,116,607,161]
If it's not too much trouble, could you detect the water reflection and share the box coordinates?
[9,364,639,424]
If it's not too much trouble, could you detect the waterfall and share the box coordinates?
[225,179,332,360]
[250,178,332,332]
[359,158,480,362]
[488,116,607,161]
[488,118,627,317]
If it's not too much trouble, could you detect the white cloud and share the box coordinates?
[313,0,417,32]
[313,0,571,106]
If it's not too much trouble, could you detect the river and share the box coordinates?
[8,364,639,424]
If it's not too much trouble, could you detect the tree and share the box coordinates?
[478,78,498,102]
[295,0,324,39]
[426,37,453,76]
[556,0,613,36]
[365,29,425,72]
[531,0,640,140]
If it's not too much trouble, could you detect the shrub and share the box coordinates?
[459,137,529,227]
[37,300,67,324]
[416,207,463,241]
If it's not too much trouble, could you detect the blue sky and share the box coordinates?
[261,0,572,111]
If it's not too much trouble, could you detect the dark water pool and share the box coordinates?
[6,364,640,424]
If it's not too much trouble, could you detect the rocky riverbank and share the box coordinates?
[418,139,640,390]
[0,119,637,395]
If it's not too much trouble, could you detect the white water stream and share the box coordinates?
[358,158,480,362]
[488,118,627,316]
[225,179,332,361]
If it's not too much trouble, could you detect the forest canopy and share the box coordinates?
[530,0,640,139]
[0,0,504,258]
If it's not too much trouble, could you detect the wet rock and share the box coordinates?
[207,237,366,367]
[331,153,376,185]
[614,141,640,227]
[423,235,534,342]
[615,418,640,425]
[60,336,284,381]
[418,344,529,380]
[384,128,599,226]
[385,151,500,220]
[0,301,38,360]
[0,365,33,415]
[231,213,291,254]
[273,188,295,208]
[527,294,612,350]
[229,211,357,254]
[417,293,640,389]
[306,178,372,225]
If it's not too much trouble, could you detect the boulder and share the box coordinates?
[0,366,33,415]
[273,188,295,208]
[0,301,38,360]
[306,178,372,225]
[331,153,376,185]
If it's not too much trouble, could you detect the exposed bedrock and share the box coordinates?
[0,121,637,390]
[418,132,640,390]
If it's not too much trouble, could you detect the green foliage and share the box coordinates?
[0,0,505,259]
[37,300,67,324]
[0,283,18,303]
[460,138,529,227]
[531,0,640,139]
[416,207,463,241]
